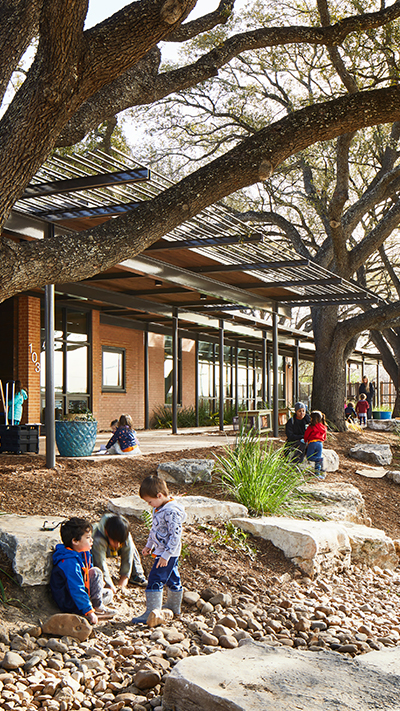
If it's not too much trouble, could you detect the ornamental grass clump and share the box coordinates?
[215,430,309,517]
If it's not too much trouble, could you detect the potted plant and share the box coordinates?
[55,408,98,457]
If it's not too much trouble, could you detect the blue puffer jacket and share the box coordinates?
[50,544,93,615]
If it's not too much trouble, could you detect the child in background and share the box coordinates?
[7,380,28,425]
[356,393,369,426]
[50,517,114,624]
[132,476,186,624]
[92,513,147,590]
[105,414,142,455]
[96,419,119,454]
[344,401,357,422]
[304,410,327,479]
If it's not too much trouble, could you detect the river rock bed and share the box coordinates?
[1,563,400,710]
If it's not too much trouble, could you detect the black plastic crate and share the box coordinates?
[0,424,39,454]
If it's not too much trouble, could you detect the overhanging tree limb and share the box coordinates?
[3,84,400,302]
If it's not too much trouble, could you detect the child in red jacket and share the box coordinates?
[304,410,327,479]
[355,393,369,427]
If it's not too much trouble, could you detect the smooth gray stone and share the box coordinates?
[349,444,392,466]
[163,639,400,711]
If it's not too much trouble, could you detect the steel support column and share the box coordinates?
[294,339,300,403]
[172,308,178,434]
[246,349,249,409]
[262,331,267,406]
[219,320,224,432]
[235,346,239,415]
[376,360,380,407]
[45,283,56,469]
[195,339,199,427]
[252,350,257,408]
[272,305,279,437]
[144,330,149,430]
[212,343,216,415]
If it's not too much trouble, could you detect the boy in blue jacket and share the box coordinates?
[50,517,113,625]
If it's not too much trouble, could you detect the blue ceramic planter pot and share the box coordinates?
[55,420,98,457]
[372,411,391,420]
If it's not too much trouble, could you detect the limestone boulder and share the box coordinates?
[298,482,366,524]
[231,516,351,577]
[108,495,248,524]
[349,444,392,466]
[340,521,399,569]
[157,459,214,485]
[322,448,340,472]
[0,515,64,586]
[163,639,400,711]
[231,516,398,576]
[367,419,400,432]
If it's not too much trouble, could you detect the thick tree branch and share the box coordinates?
[231,210,312,259]
[57,0,400,147]
[317,0,359,94]
[369,329,398,383]
[379,244,400,298]
[0,0,42,105]
[338,300,400,344]
[82,0,197,82]
[165,0,235,41]
[327,133,355,274]
[349,195,400,273]
[2,84,400,302]
[343,163,400,238]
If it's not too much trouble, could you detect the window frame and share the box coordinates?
[102,346,126,392]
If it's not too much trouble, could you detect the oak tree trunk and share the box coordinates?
[310,305,353,431]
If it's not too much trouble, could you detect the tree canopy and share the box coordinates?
[2,0,400,317]
[124,0,400,425]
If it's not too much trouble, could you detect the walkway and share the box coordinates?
[38,426,238,457]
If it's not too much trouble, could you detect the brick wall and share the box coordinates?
[15,296,41,423]
[92,320,197,430]
[92,315,145,430]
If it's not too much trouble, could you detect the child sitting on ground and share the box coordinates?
[92,513,147,591]
[50,517,114,624]
[304,410,327,479]
[132,476,186,624]
[105,414,142,455]
[356,393,369,426]
[344,400,357,422]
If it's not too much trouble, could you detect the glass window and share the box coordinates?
[102,347,125,391]
[67,344,88,393]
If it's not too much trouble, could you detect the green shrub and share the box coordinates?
[151,401,238,428]
[214,430,309,516]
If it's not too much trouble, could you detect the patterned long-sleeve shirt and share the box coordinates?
[105,426,139,451]
[145,499,186,562]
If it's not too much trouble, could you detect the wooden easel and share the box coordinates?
[0,380,7,425]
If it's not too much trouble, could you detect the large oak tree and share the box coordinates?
[126,0,400,426]
[2,0,400,430]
